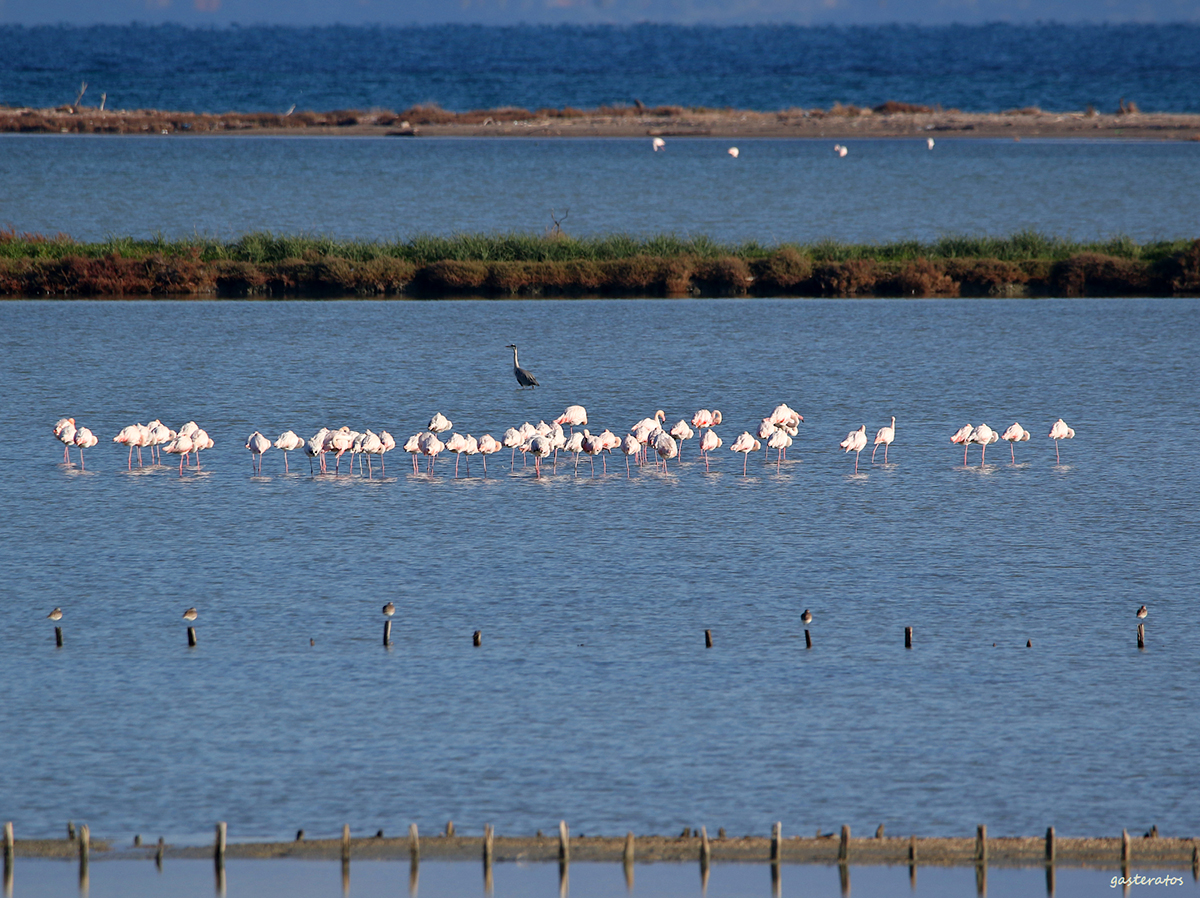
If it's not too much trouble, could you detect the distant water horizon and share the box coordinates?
[2,23,1199,115]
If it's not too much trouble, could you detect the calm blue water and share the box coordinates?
[2,135,1199,243]
[8,859,1199,898]
[2,23,1200,114]
[1,296,1198,848]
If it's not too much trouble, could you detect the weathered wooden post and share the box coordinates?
[483,824,494,896]
[1045,826,1055,864]
[473,630,482,647]
[1137,624,1145,649]
[558,820,569,862]
[838,824,850,863]
[155,837,164,868]
[1046,862,1056,896]
[805,629,812,649]
[55,627,63,648]
[384,619,392,647]
[409,823,419,863]
[770,821,781,862]
[905,626,913,648]
[839,861,850,896]
[79,823,90,892]
[215,822,226,866]
[187,626,197,647]
[623,831,635,889]
[909,834,917,888]
[705,629,713,648]
[3,821,13,893]
[341,824,350,863]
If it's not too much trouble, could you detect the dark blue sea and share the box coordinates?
[2,23,1200,114]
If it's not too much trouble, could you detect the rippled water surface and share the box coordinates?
[1,296,1197,846]
[2,135,1199,243]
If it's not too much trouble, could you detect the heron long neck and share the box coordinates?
[511,346,519,367]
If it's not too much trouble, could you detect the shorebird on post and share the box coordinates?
[506,344,539,389]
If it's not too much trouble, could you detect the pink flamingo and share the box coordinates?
[971,423,998,465]
[477,434,501,475]
[1000,422,1030,463]
[731,431,760,474]
[840,425,867,473]
[246,431,271,473]
[55,418,76,463]
[162,433,193,475]
[1049,418,1075,463]
[950,424,975,465]
[872,416,896,464]
[73,426,98,468]
[699,428,722,471]
[275,431,304,473]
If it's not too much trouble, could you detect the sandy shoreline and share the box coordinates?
[9,832,1200,868]
[4,105,1200,141]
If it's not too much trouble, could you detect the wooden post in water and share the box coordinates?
[1122,828,1131,864]
[482,824,494,896]
[473,630,482,647]
[770,821,781,862]
[1045,826,1056,864]
[838,824,850,863]
[805,629,812,649]
[55,627,63,647]
[1046,862,1056,896]
[409,823,419,863]
[187,626,197,647]
[446,821,455,837]
[975,860,987,897]
[839,861,850,897]
[79,823,90,891]
[700,825,711,869]
[341,824,351,863]
[905,626,913,648]
[975,825,987,865]
[215,822,226,866]
[155,837,164,868]
[1137,624,1145,649]
[1191,843,1198,880]
[623,831,635,889]
[705,629,712,648]
[384,620,392,647]
[3,821,13,890]
[558,820,569,863]
[909,834,917,889]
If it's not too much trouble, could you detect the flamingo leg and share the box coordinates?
[1055,441,1061,464]
[963,444,969,465]
[78,449,85,470]
[1010,443,1015,464]
[885,444,889,464]
[871,444,878,463]
[284,452,290,474]
[482,456,487,477]
[625,456,631,478]
[743,452,748,475]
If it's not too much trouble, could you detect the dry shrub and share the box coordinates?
[1050,253,1152,296]
[815,259,879,296]
[603,256,666,291]
[1118,98,1140,115]
[692,257,750,295]
[829,103,863,116]
[562,259,606,290]
[0,258,35,294]
[944,258,1028,295]
[752,247,812,292]
[145,252,213,294]
[419,259,489,290]
[214,260,267,296]
[486,261,534,294]
[894,258,958,297]
[355,257,416,294]
[873,101,933,114]
[1158,239,1200,293]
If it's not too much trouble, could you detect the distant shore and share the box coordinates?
[8,830,1200,868]
[3,102,1200,141]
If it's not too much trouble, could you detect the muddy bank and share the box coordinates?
[3,102,1200,141]
[8,831,1200,868]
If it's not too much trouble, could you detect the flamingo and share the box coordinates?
[246,431,271,473]
[596,429,620,474]
[872,416,896,464]
[162,432,193,475]
[927,137,935,149]
[950,424,975,465]
[699,428,722,471]
[757,418,778,457]
[502,427,523,469]
[652,430,678,470]
[360,430,384,477]
[73,426,98,468]
[477,434,501,475]
[418,432,444,473]
[652,137,665,151]
[767,428,792,470]
[731,432,759,474]
[769,404,803,429]
[55,418,77,463]
[190,429,213,470]
[1000,422,1031,463]
[669,420,694,458]
[581,430,604,476]
[428,412,453,435]
[403,433,423,474]
[840,425,868,473]
[834,143,848,157]
[563,430,585,474]
[113,424,142,469]
[971,423,999,465]
[528,434,552,478]
[445,433,469,477]
[378,431,396,473]
[554,405,588,434]
[728,147,739,158]
[1049,418,1075,463]
[328,426,354,474]
[275,431,304,473]
[621,434,640,477]
[146,420,174,464]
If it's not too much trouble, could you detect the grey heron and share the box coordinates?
[506,344,539,389]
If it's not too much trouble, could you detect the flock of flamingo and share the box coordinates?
[52,409,1077,478]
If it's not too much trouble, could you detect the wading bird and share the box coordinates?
[731,431,760,474]
[505,344,539,389]
[1000,422,1030,463]
[1049,418,1075,463]
[246,431,271,473]
[971,423,998,465]
[872,416,896,464]
[652,137,665,151]
[950,424,975,465]
[840,425,867,473]
[54,418,76,463]
[275,431,305,473]
[73,426,98,468]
